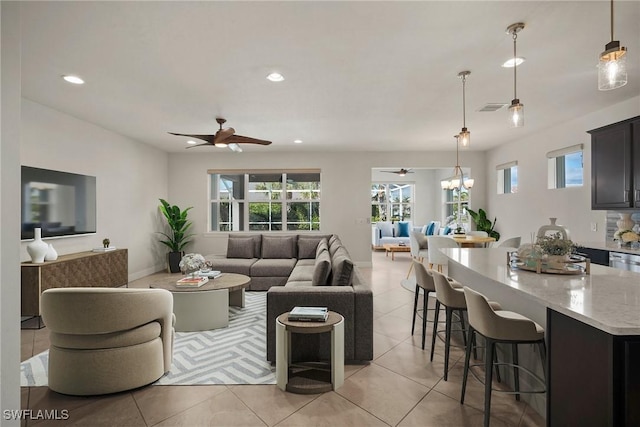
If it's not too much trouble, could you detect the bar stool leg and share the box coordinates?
[430,300,441,362]
[444,307,453,381]
[421,290,429,349]
[513,343,521,401]
[494,350,502,383]
[484,338,495,427]
[460,326,474,404]
[411,284,419,335]
[458,309,468,348]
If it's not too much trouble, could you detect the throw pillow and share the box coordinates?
[443,226,452,236]
[329,236,343,256]
[331,247,354,286]
[226,237,255,259]
[378,222,393,238]
[312,249,331,285]
[229,233,261,258]
[398,221,410,237]
[316,238,329,257]
[426,221,437,236]
[298,237,322,259]
[262,235,296,259]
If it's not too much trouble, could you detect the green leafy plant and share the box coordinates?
[466,208,500,241]
[158,199,194,252]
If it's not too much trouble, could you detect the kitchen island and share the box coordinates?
[443,247,640,427]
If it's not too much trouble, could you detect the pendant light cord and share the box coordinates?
[610,0,614,42]
[462,75,466,128]
[513,31,518,99]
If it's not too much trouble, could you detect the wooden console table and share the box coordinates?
[21,249,128,318]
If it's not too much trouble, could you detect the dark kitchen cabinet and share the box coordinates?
[589,116,640,210]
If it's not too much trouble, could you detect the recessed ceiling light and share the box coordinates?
[266,72,285,82]
[293,139,303,144]
[62,75,85,84]
[502,57,525,68]
[186,140,197,145]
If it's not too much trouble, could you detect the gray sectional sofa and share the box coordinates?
[205,233,373,363]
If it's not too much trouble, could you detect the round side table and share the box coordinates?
[275,311,344,394]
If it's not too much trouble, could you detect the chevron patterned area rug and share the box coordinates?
[21,292,275,386]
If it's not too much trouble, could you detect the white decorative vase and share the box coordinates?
[616,213,635,231]
[27,228,49,263]
[537,218,570,240]
[45,243,58,261]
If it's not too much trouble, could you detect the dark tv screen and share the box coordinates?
[21,166,96,240]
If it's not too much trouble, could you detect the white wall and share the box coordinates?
[486,96,640,245]
[168,149,486,265]
[1,2,22,421]
[20,100,169,280]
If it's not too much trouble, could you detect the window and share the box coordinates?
[547,144,584,189]
[496,161,518,194]
[371,183,414,222]
[209,171,320,231]
[443,186,469,224]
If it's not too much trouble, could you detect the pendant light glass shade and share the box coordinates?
[598,43,627,90]
[506,23,525,128]
[508,99,524,128]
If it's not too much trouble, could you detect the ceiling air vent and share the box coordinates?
[477,103,509,112]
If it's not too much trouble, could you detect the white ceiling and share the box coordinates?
[19,1,640,153]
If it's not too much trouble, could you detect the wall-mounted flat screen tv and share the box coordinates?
[21,166,97,240]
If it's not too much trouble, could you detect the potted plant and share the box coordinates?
[537,232,576,269]
[466,208,500,241]
[158,199,194,273]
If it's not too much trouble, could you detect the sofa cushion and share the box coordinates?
[285,280,314,288]
[398,221,410,237]
[228,234,262,258]
[377,222,393,238]
[425,221,437,235]
[329,237,343,256]
[251,258,297,277]
[227,237,255,259]
[313,249,332,286]
[317,238,329,257]
[288,265,315,282]
[295,259,316,267]
[50,321,161,349]
[262,235,297,259]
[298,236,323,259]
[331,247,354,286]
[205,257,257,276]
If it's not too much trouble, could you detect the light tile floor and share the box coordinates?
[21,250,545,426]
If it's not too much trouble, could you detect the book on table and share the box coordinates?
[288,306,328,322]
[196,270,222,278]
[176,276,209,288]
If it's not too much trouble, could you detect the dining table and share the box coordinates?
[450,234,496,248]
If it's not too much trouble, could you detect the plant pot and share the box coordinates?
[167,251,183,273]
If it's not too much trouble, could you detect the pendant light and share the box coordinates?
[506,23,525,128]
[598,0,627,90]
[458,71,471,148]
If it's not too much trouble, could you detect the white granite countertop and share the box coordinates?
[578,241,640,255]
[443,247,640,336]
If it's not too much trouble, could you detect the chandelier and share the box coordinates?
[598,0,627,90]
[441,135,474,191]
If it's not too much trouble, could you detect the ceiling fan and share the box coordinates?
[382,168,413,176]
[169,118,272,151]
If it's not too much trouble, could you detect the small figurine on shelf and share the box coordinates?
[103,238,110,248]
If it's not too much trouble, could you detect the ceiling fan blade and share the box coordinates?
[213,127,235,146]
[185,142,216,149]
[227,134,272,145]
[168,132,216,144]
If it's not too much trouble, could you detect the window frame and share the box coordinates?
[208,169,321,232]
[546,144,584,189]
[371,182,414,223]
[496,161,518,194]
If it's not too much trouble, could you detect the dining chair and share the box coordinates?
[427,236,460,272]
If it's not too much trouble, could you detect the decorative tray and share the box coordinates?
[507,251,590,275]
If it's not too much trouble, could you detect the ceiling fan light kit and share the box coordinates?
[598,0,628,90]
[506,22,525,128]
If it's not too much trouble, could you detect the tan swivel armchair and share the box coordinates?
[41,287,174,395]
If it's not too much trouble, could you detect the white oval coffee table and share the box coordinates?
[150,273,251,332]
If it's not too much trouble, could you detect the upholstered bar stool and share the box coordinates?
[412,261,463,350]
[461,286,546,427]
[430,271,502,381]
